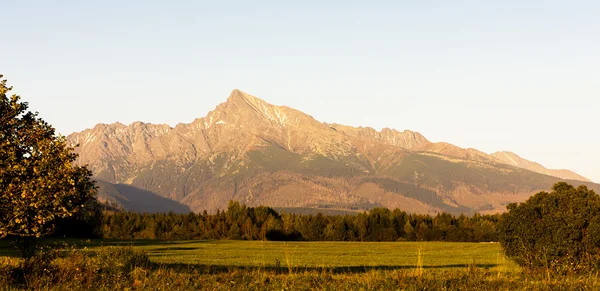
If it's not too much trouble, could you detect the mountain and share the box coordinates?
[68,90,598,215]
[490,151,591,182]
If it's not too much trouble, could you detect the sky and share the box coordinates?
[2,1,599,182]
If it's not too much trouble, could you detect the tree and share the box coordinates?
[403,220,415,241]
[0,75,97,256]
[498,182,600,273]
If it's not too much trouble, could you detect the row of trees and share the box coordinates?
[102,201,500,242]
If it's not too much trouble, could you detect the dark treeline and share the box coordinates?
[101,201,500,242]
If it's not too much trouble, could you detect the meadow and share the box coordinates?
[2,239,600,290]
[98,240,514,271]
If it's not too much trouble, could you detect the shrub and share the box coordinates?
[50,246,150,289]
[498,182,600,273]
[0,245,150,289]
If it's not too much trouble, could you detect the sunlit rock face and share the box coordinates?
[68,90,597,214]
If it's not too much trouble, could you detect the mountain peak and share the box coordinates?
[227,89,263,105]
[228,88,245,98]
[218,89,297,128]
[68,89,599,214]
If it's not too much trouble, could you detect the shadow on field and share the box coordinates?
[0,239,214,258]
[0,244,16,258]
[150,263,500,275]
[151,247,201,251]
[92,240,213,247]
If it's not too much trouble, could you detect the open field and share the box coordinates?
[119,240,516,272]
[2,240,600,290]
[1,239,515,271]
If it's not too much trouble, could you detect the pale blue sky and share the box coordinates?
[2,1,599,182]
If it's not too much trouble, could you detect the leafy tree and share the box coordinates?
[498,182,600,273]
[403,220,415,241]
[0,75,97,256]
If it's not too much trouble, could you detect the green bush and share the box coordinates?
[498,182,600,273]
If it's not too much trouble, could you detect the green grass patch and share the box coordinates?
[136,240,514,271]
[1,239,518,272]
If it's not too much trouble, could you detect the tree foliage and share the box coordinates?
[498,182,600,273]
[0,75,97,240]
[101,201,499,242]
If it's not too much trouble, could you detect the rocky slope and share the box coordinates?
[490,151,591,182]
[68,90,597,214]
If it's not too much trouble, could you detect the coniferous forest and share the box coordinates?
[97,201,499,242]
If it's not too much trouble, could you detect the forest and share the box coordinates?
[95,201,500,242]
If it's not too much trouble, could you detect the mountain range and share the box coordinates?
[67,90,598,214]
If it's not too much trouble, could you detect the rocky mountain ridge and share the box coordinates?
[68,90,596,214]
[490,151,590,182]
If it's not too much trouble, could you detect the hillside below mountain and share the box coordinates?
[68,90,597,214]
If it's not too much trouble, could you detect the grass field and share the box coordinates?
[120,240,516,271]
[1,239,517,271]
[4,239,600,290]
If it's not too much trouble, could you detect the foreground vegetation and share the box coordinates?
[2,240,600,290]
